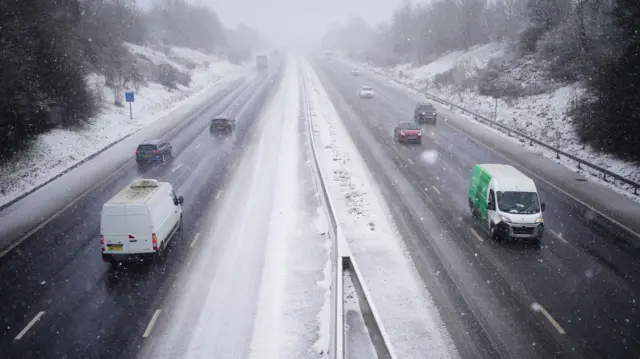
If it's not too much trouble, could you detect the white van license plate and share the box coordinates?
[107,244,124,251]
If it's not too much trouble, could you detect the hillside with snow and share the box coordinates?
[0,43,247,206]
[353,43,640,198]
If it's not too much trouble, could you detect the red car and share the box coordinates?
[393,122,423,144]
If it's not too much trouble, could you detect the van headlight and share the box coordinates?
[535,217,544,224]
[500,216,512,223]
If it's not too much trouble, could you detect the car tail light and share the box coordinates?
[100,235,105,252]
[152,150,160,155]
[418,132,422,136]
[152,233,158,251]
[136,150,140,155]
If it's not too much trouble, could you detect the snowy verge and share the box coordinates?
[0,44,247,207]
[341,52,640,201]
[302,59,460,359]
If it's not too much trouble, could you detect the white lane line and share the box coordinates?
[549,230,569,244]
[171,163,183,172]
[431,186,441,195]
[215,190,224,200]
[142,309,162,338]
[14,311,45,340]
[469,228,484,242]
[440,119,640,241]
[195,143,201,149]
[407,158,415,165]
[190,233,200,248]
[531,302,566,334]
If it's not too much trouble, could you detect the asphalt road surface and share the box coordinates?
[312,57,640,359]
[0,63,283,359]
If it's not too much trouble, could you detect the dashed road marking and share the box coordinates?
[142,309,162,338]
[195,143,201,149]
[431,186,441,195]
[407,158,415,165]
[171,163,183,172]
[14,311,45,340]
[215,190,224,200]
[549,230,569,244]
[532,302,566,334]
[190,233,200,248]
[469,228,484,242]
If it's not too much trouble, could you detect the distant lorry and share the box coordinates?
[468,164,546,244]
[256,55,268,71]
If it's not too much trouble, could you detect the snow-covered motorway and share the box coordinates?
[0,61,292,358]
[312,57,640,359]
[2,52,640,359]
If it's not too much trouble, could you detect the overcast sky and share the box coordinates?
[195,0,406,46]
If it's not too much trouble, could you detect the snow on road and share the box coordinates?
[137,57,329,359]
[301,59,460,359]
[345,52,640,200]
[0,45,246,207]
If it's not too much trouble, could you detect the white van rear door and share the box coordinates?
[102,212,129,253]
[125,207,154,253]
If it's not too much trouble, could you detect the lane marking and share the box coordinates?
[171,163,183,172]
[440,119,640,241]
[142,309,162,338]
[532,303,566,334]
[431,186,441,195]
[469,228,484,242]
[407,158,415,165]
[190,233,200,248]
[549,230,569,245]
[195,143,201,149]
[215,190,224,200]
[14,311,45,340]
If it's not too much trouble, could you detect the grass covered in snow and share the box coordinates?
[0,44,245,206]
[353,43,640,197]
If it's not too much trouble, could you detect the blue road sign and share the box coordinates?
[125,91,135,102]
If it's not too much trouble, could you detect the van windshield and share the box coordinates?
[497,191,540,214]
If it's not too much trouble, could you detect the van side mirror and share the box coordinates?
[541,202,546,212]
[179,196,184,205]
[487,201,495,211]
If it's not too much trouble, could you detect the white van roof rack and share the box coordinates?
[130,179,160,188]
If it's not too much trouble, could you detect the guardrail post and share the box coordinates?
[577,161,581,170]
[556,151,560,160]
[603,173,607,182]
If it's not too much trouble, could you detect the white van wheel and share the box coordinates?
[489,224,497,241]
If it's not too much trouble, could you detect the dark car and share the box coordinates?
[393,122,423,144]
[209,118,236,138]
[135,140,173,165]
[414,103,437,124]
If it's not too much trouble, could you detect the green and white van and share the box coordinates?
[468,164,546,243]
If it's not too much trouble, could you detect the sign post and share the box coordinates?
[125,91,135,120]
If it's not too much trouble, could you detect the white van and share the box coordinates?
[468,164,546,243]
[100,179,184,263]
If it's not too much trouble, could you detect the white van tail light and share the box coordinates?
[100,235,105,252]
[152,233,158,251]
[129,234,135,239]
